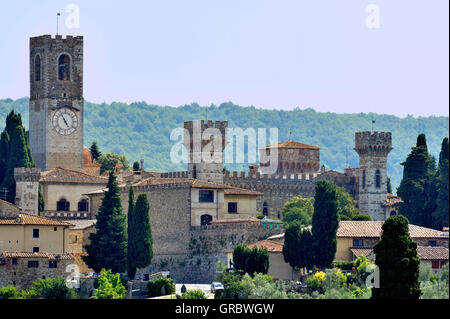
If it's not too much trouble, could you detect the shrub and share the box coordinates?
[94,269,126,299]
[306,271,326,293]
[28,276,76,299]
[181,289,207,299]
[333,260,354,271]
[147,277,175,297]
[0,285,20,299]
[256,214,265,220]
[352,214,372,221]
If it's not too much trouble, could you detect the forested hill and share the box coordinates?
[1,97,448,191]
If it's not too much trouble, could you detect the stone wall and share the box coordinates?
[0,199,20,218]
[14,167,41,215]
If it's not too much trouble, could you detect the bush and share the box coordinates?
[27,276,76,299]
[94,269,126,299]
[147,277,175,297]
[352,214,372,221]
[306,271,326,293]
[256,214,265,220]
[0,285,20,299]
[333,260,354,271]
[181,289,207,299]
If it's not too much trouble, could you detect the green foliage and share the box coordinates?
[433,137,449,230]
[38,183,44,213]
[255,214,265,219]
[387,176,393,194]
[133,161,140,171]
[0,285,20,299]
[127,185,136,280]
[282,195,314,226]
[351,214,372,221]
[333,260,354,271]
[97,152,131,174]
[2,98,448,190]
[147,277,175,297]
[25,276,76,299]
[372,215,421,299]
[335,186,359,220]
[312,180,339,269]
[90,141,102,161]
[94,269,126,299]
[306,271,326,294]
[83,171,127,273]
[215,259,227,282]
[232,243,269,276]
[397,134,438,228]
[181,289,207,299]
[283,222,314,271]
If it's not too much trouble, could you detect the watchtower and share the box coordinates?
[354,132,392,220]
[184,120,228,183]
[29,34,84,171]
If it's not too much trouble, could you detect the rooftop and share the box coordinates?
[417,246,449,261]
[247,239,284,253]
[261,140,320,150]
[0,213,74,227]
[40,167,109,185]
[64,219,96,230]
[1,251,73,260]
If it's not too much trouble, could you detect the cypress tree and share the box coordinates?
[372,215,421,299]
[387,177,392,194]
[312,180,339,269]
[90,141,102,161]
[432,137,449,230]
[130,193,153,279]
[298,228,314,271]
[133,161,140,171]
[397,134,438,228]
[0,131,9,187]
[283,221,302,275]
[127,186,137,280]
[83,170,127,273]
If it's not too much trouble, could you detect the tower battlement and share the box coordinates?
[355,131,392,156]
[183,120,228,151]
[14,168,41,182]
[30,34,84,47]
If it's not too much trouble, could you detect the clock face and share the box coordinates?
[52,107,78,136]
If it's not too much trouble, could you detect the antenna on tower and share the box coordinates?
[288,129,292,141]
[345,145,349,168]
[56,13,61,35]
[371,117,375,132]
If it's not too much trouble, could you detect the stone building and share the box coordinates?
[14,168,41,215]
[0,199,21,218]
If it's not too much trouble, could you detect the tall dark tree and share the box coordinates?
[372,215,421,299]
[0,131,10,187]
[232,244,269,275]
[311,180,339,269]
[133,161,140,171]
[83,170,127,273]
[126,186,137,279]
[397,134,438,228]
[283,221,302,276]
[90,141,102,161]
[387,176,392,194]
[432,137,449,230]
[131,194,153,278]
[298,228,314,271]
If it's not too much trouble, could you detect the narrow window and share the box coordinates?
[262,202,269,216]
[35,55,41,81]
[193,165,197,179]
[362,170,366,189]
[49,260,57,269]
[12,258,18,265]
[58,54,70,80]
[199,190,214,203]
[375,170,381,188]
[32,247,39,253]
[32,228,40,239]
[228,202,238,213]
[57,198,70,211]
[54,227,57,231]
[78,199,89,212]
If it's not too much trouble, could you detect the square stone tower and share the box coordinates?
[184,120,228,183]
[14,167,41,215]
[29,35,84,171]
[354,131,392,220]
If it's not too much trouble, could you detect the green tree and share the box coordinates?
[281,195,314,226]
[94,269,126,299]
[38,183,45,213]
[397,134,438,228]
[27,277,76,299]
[232,244,269,275]
[97,152,131,174]
[83,171,127,273]
[387,176,393,194]
[432,137,449,230]
[371,215,421,299]
[131,194,153,277]
[312,180,339,269]
[127,185,136,280]
[133,161,140,171]
[283,221,302,275]
[335,186,359,220]
[181,289,207,299]
[0,285,20,299]
[147,277,175,297]
[90,141,102,161]
[0,131,9,186]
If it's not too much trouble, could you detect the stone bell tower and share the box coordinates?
[29,34,84,171]
[184,120,228,183]
[354,131,392,221]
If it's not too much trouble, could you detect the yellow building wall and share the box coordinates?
[268,253,296,281]
[191,188,224,226]
[0,225,69,253]
[222,195,257,219]
[335,238,353,261]
[43,183,105,211]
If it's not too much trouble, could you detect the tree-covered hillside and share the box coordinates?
[1,98,448,192]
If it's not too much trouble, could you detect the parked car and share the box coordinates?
[211,282,224,293]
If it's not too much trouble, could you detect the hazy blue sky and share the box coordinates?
[0,0,448,117]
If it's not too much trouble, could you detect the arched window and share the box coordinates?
[58,54,70,80]
[375,170,381,188]
[200,214,213,226]
[262,202,268,216]
[78,199,89,212]
[362,170,366,189]
[57,198,70,211]
[35,55,41,81]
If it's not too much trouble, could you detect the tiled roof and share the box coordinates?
[1,251,74,260]
[247,240,283,253]
[350,248,374,258]
[383,194,403,207]
[261,140,320,150]
[64,219,96,230]
[417,246,449,261]
[224,187,261,196]
[337,221,448,239]
[0,213,74,227]
[40,167,109,184]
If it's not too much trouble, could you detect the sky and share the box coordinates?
[0,0,448,117]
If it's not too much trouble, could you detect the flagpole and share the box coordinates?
[56,13,60,35]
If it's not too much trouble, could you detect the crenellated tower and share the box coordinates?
[354,131,392,220]
[184,120,228,183]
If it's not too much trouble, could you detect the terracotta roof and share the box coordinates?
[0,213,74,227]
[337,221,448,239]
[247,240,284,253]
[261,140,320,150]
[64,219,96,230]
[417,246,449,261]
[350,248,374,258]
[1,252,74,260]
[224,187,261,196]
[211,217,260,224]
[40,167,109,184]
[383,194,403,207]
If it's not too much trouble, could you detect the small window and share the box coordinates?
[375,170,381,189]
[32,228,40,238]
[54,227,57,231]
[199,190,214,203]
[57,198,70,211]
[35,55,41,81]
[58,54,70,80]
[143,274,149,281]
[362,170,366,189]
[78,199,89,212]
[32,247,39,253]
[228,202,238,213]
[432,261,440,269]
[28,261,39,268]
[200,214,213,226]
[428,241,437,247]
[12,258,18,265]
[49,260,57,269]
[353,239,364,247]
[262,202,269,217]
